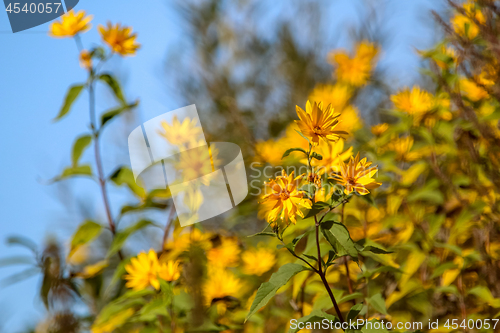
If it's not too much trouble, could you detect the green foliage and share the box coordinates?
[53,84,85,121]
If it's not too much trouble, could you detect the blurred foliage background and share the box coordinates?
[3,0,500,332]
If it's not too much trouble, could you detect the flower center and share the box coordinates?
[313,126,322,134]
[347,177,357,186]
[280,191,290,200]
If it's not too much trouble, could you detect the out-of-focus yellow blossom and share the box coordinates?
[124,249,160,291]
[328,41,378,87]
[256,123,309,165]
[371,123,389,136]
[242,247,276,275]
[295,101,346,145]
[98,22,140,56]
[332,153,381,195]
[75,260,108,279]
[49,10,92,38]
[303,139,353,175]
[164,228,212,254]
[386,136,421,162]
[308,84,362,133]
[260,170,312,225]
[451,2,485,39]
[91,308,134,333]
[204,267,242,306]
[391,86,434,119]
[174,146,220,184]
[158,260,181,282]
[79,50,92,70]
[158,116,203,148]
[460,76,491,101]
[207,237,241,267]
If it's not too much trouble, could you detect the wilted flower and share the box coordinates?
[332,153,381,195]
[98,22,140,56]
[295,101,346,145]
[260,170,311,225]
[49,10,92,38]
[242,247,276,276]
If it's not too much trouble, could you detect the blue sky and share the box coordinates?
[0,0,445,331]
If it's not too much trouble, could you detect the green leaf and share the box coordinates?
[368,293,387,315]
[246,263,308,321]
[305,201,330,219]
[54,84,85,121]
[61,165,93,178]
[288,310,338,333]
[431,262,458,279]
[72,135,92,167]
[70,220,103,250]
[347,303,363,321]
[248,232,276,238]
[6,236,38,253]
[321,221,359,262]
[99,73,126,105]
[108,220,155,257]
[100,101,138,127]
[282,147,307,159]
[295,129,311,144]
[339,292,364,304]
[109,166,146,198]
[291,229,313,251]
[361,245,392,254]
[311,152,323,161]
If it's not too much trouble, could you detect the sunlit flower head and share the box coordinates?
[332,153,381,195]
[303,139,353,175]
[391,86,434,118]
[371,123,389,136]
[124,249,160,291]
[295,101,346,145]
[98,22,140,56]
[242,247,276,276]
[207,237,241,268]
[328,41,378,87]
[204,267,243,306]
[451,2,485,39]
[261,170,311,225]
[158,260,181,282]
[49,10,92,38]
[158,116,203,148]
[79,50,92,71]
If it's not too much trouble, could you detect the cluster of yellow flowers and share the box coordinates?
[49,10,140,70]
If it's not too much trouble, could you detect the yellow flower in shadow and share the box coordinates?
[261,170,312,225]
[295,101,346,145]
[242,247,276,276]
[158,260,181,282]
[49,10,92,38]
[371,123,389,136]
[328,41,378,87]
[255,123,309,165]
[332,153,381,195]
[460,76,490,101]
[158,116,203,148]
[207,237,241,268]
[124,249,160,291]
[98,22,140,56]
[204,267,243,306]
[451,2,485,39]
[386,136,421,162]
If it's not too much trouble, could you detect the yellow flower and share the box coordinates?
[91,308,134,333]
[98,22,140,56]
[451,2,485,39]
[158,116,203,148]
[261,170,312,225]
[204,267,242,306]
[49,10,92,38]
[371,123,389,136]
[386,136,421,162]
[332,153,381,195]
[242,247,276,275]
[255,123,309,165]
[328,41,378,86]
[124,249,160,291]
[308,84,362,133]
[391,86,434,118]
[164,228,212,254]
[79,50,92,70]
[295,101,346,145]
[460,77,490,101]
[207,237,241,267]
[174,145,220,185]
[158,260,181,282]
[304,139,353,175]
